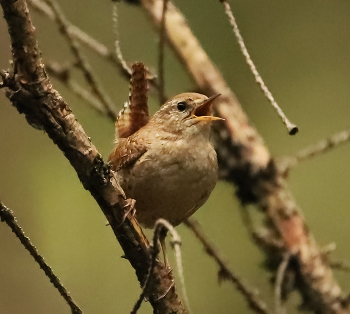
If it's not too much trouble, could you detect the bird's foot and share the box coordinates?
[118,198,136,227]
[110,169,126,199]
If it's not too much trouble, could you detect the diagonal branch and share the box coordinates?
[0,1,185,313]
[0,201,82,314]
[139,0,349,313]
[46,60,108,118]
[280,128,350,171]
[42,0,117,121]
[29,0,160,92]
[29,0,131,79]
[220,0,298,135]
[185,218,270,314]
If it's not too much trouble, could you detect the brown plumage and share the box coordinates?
[109,93,223,229]
[117,62,149,139]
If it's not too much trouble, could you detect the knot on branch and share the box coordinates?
[2,71,53,130]
[90,154,110,187]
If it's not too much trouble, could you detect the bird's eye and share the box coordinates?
[177,101,187,111]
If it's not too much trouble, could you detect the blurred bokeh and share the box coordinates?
[1,0,350,313]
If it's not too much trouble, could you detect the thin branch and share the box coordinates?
[130,235,158,314]
[131,219,178,314]
[46,61,108,118]
[162,219,191,314]
[158,0,168,105]
[184,218,270,314]
[132,219,190,314]
[280,128,350,171]
[42,0,117,121]
[0,201,82,314]
[0,1,185,312]
[139,2,348,312]
[321,243,350,272]
[112,1,132,76]
[274,253,291,314]
[29,0,130,80]
[29,0,159,89]
[220,0,298,135]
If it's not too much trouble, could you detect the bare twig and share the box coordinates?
[321,243,350,272]
[29,0,159,88]
[139,2,348,312]
[281,128,350,171]
[162,219,191,313]
[158,0,168,105]
[0,0,185,312]
[0,201,82,314]
[130,239,157,314]
[274,253,291,314]
[29,0,130,80]
[184,218,270,314]
[220,0,298,135]
[42,0,117,121]
[46,61,108,118]
[329,260,350,272]
[131,219,189,314]
[112,1,132,76]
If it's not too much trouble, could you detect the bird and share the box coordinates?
[108,92,223,262]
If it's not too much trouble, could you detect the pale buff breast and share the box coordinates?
[118,138,218,228]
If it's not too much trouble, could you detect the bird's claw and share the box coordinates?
[117,198,136,227]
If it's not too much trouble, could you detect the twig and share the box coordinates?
[320,243,350,272]
[130,219,165,314]
[0,0,185,312]
[274,253,291,314]
[29,0,159,88]
[158,0,168,105]
[139,2,348,312]
[220,0,298,135]
[281,128,350,171]
[163,219,191,314]
[184,218,270,314]
[29,0,130,80]
[131,219,189,314]
[0,201,82,314]
[42,0,117,121]
[46,61,108,118]
[112,1,132,76]
[329,260,350,272]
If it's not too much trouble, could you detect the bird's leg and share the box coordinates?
[159,227,170,268]
[117,198,136,227]
[110,169,126,199]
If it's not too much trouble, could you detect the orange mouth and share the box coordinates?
[192,94,224,121]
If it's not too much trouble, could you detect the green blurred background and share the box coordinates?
[1,0,350,313]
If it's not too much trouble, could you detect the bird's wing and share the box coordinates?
[108,136,147,171]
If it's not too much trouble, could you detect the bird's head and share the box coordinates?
[150,93,223,137]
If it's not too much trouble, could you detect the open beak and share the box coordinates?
[192,94,224,122]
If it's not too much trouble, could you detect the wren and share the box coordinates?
[108,93,223,229]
